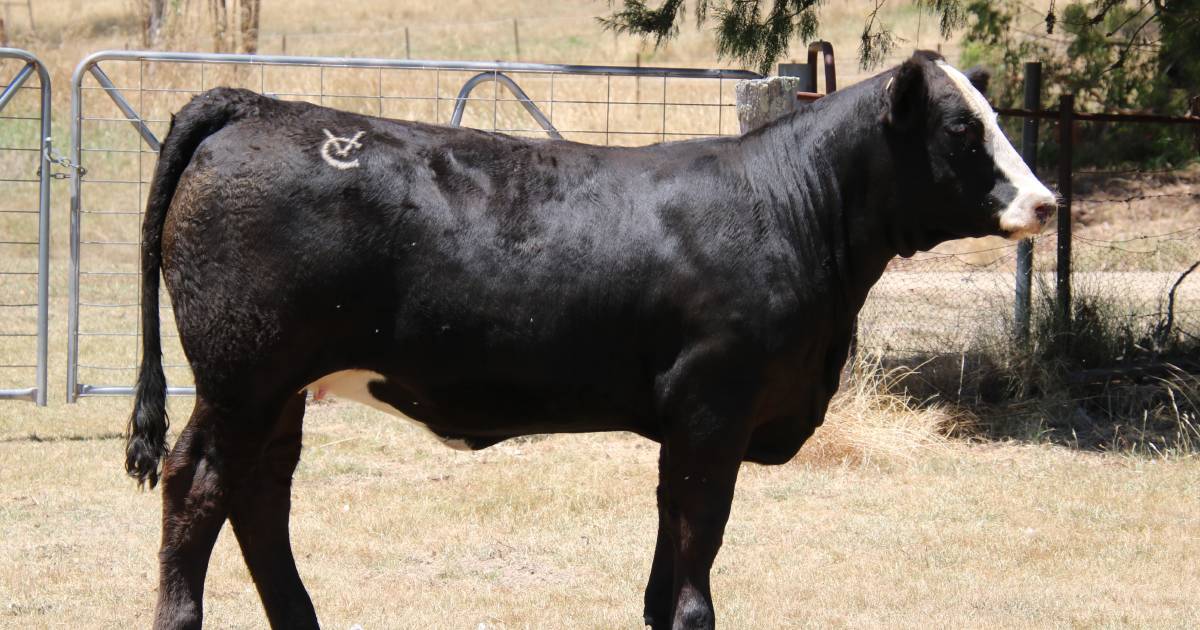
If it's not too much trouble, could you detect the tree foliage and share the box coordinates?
[961,1,1199,166]
[603,0,1198,106]
[605,1,1197,165]
[602,0,968,73]
[962,1,1199,110]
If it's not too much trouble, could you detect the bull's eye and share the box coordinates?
[947,121,968,135]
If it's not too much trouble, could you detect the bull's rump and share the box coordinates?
[159,97,750,435]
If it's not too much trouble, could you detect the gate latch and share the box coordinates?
[43,142,87,179]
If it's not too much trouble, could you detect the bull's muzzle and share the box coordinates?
[999,191,1059,241]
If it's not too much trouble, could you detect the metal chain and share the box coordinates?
[43,141,87,179]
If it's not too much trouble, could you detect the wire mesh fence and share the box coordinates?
[0,48,49,405]
[66,51,759,399]
[857,239,1029,356]
[1066,161,1200,349]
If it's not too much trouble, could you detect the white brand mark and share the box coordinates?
[321,129,365,170]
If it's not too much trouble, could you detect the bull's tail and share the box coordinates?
[127,88,258,488]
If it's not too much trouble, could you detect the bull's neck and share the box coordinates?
[737,77,899,313]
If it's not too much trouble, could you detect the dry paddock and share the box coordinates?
[2,396,1198,629]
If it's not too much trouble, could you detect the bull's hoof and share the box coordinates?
[674,600,715,630]
[643,611,669,629]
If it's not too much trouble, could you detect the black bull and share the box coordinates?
[126,52,1056,629]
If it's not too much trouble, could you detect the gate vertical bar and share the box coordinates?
[33,52,50,405]
[67,56,84,402]
[1014,61,1040,343]
[0,48,50,405]
[1056,94,1074,335]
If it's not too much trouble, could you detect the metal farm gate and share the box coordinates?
[66,50,760,400]
[0,48,50,406]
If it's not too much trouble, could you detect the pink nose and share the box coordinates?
[1034,203,1056,223]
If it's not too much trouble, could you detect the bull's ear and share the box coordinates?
[883,58,928,132]
[965,65,991,96]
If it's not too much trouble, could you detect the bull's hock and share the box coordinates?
[736,76,806,133]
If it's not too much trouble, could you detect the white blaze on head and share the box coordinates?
[935,61,1058,240]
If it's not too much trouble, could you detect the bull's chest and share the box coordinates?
[740,325,853,464]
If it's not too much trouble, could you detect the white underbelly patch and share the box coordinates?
[303,369,472,450]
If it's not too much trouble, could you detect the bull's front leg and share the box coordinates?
[657,433,746,629]
[643,466,675,627]
[646,353,753,630]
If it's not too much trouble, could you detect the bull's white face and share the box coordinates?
[934,61,1058,240]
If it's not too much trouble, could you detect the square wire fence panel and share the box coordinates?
[69,54,756,397]
[0,51,49,404]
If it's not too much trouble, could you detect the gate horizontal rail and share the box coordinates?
[0,47,50,406]
[67,50,761,401]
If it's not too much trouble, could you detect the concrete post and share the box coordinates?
[735,76,805,133]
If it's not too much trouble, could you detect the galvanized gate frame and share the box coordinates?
[66,49,761,400]
[0,47,50,406]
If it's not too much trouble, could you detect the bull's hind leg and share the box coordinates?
[228,392,318,629]
[154,397,242,630]
[154,393,301,630]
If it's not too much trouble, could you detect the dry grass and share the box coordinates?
[3,390,1199,628]
[799,360,960,467]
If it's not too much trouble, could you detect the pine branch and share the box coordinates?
[860,0,896,70]
[601,0,972,73]
[914,0,966,37]
[598,0,686,46]
[1110,8,1160,71]
[1104,0,1151,37]
[1088,0,1127,25]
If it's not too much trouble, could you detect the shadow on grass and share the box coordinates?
[0,431,123,444]
[860,350,1200,455]
[855,281,1200,456]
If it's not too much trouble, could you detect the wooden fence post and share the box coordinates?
[512,19,520,59]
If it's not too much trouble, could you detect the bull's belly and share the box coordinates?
[304,370,475,450]
[303,368,649,449]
